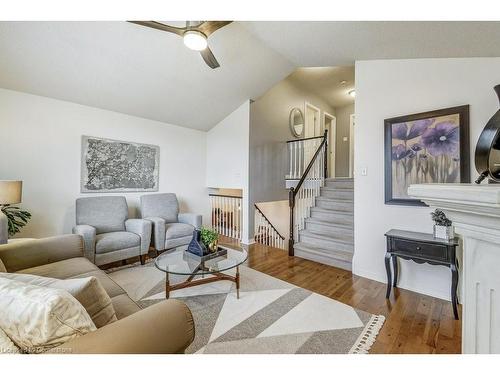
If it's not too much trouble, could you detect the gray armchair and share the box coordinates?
[140,193,202,252]
[73,196,152,266]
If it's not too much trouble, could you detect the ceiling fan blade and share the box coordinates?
[197,21,232,37]
[128,21,185,37]
[200,46,220,69]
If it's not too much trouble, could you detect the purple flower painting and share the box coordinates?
[385,107,469,206]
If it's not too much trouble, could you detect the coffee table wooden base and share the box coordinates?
[165,265,240,299]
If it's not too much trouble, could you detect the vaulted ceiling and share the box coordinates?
[1,21,500,131]
[0,21,294,131]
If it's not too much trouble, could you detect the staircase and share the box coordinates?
[293,178,354,271]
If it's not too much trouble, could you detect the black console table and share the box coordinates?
[384,229,460,320]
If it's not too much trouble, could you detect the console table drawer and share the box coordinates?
[391,238,448,261]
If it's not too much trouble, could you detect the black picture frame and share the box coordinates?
[384,105,470,206]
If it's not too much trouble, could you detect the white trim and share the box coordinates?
[323,112,336,178]
[349,114,355,178]
[304,101,321,137]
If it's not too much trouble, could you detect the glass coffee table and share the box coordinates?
[154,245,248,299]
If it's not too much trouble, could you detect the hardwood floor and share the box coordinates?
[221,237,462,354]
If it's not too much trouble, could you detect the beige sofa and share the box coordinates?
[0,235,195,354]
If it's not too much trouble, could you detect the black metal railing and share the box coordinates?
[288,130,328,255]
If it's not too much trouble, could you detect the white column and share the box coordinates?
[409,183,500,354]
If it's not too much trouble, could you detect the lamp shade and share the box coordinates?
[0,180,22,204]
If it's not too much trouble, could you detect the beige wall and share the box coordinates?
[333,103,355,177]
[248,76,336,239]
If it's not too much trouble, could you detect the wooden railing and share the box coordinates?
[209,194,242,240]
[288,130,328,255]
[286,135,324,179]
[254,204,286,250]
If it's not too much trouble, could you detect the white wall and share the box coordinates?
[354,58,500,300]
[206,101,250,242]
[0,88,210,238]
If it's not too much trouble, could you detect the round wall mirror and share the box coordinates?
[289,107,304,138]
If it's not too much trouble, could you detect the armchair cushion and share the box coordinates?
[140,193,179,223]
[95,232,140,254]
[165,223,194,240]
[76,196,128,234]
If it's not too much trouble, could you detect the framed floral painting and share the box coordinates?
[384,105,470,206]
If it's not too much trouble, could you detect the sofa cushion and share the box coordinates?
[110,294,142,320]
[18,257,98,279]
[0,327,20,354]
[17,257,128,300]
[0,258,5,273]
[95,231,140,254]
[0,277,96,353]
[76,196,128,234]
[165,223,194,240]
[1,273,117,328]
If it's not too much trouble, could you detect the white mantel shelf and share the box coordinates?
[409,183,500,354]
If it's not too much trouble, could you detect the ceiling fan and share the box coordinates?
[128,21,232,69]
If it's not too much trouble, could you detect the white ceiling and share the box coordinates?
[2,21,500,131]
[0,21,294,131]
[287,67,355,108]
[242,21,500,66]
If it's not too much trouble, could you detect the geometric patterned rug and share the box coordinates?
[107,261,385,354]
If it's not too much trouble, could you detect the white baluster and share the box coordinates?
[289,143,293,178]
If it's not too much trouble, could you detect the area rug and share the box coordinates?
[106,261,385,354]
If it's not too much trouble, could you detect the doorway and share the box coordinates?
[304,102,321,137]
[349,114,355,178]
[323,112,336,178]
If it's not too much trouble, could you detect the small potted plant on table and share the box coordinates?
[431,209,454,240]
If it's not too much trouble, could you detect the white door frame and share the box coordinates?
[304,101,321,137]
[323,112,336,178]
[349,114,355,178]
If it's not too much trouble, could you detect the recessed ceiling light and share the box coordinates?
[339,80,347,86]
[183,30,208,51]
[348,90,356,98]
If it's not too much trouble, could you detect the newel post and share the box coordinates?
[323,129,328,178]
[288,187,295,256]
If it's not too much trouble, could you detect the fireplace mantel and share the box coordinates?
[409,183,500,354]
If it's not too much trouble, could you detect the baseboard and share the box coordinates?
[353,266,452,302]
[240,238,255,245]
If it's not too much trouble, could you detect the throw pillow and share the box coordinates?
[0,277,96,353]
[0,273,117,328]
[0,327,20,354]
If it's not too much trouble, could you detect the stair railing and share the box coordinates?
[288,130,328,255]
[209,193,242,240]
[254,204,286,250]
[286,135,325,179]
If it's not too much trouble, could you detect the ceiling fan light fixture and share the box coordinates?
[183,30,208,51]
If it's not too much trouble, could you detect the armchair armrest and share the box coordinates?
[54,299,195,354]
[72,224,96,263]
[125,219,152,254]
[0,234,84,272]
[178,213,202,229]
[144,216,166,251]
